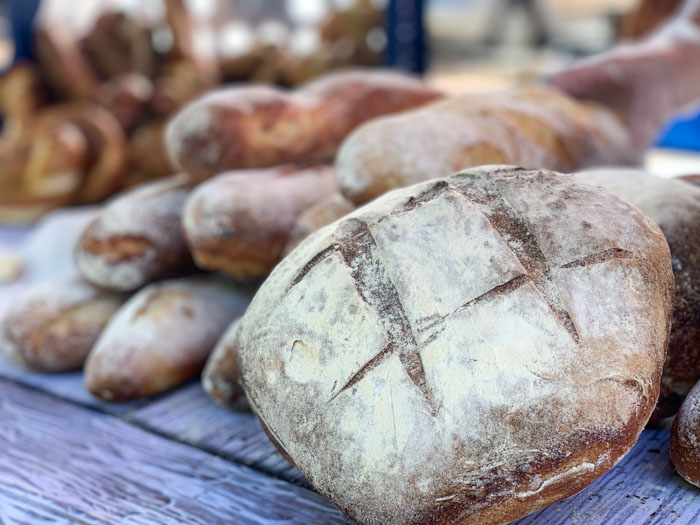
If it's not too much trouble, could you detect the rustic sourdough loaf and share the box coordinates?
[76,175,194,292]
[577,169,700,420]
[0,276,125,372]
[229,166,672,524]
[335,86,637,205]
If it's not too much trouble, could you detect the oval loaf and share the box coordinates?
[232,166,672,524]
[75,175,193,291]
[0,276,125,372]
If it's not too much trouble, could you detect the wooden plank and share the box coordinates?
[125,383,309,486]
[0,379,349,524]
[0,358,152,415]
[128,383,700,523]
[518,428,700,524]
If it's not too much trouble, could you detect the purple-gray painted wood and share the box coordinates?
[0,379,349,524]
[517,428,700,524]
[125,383,309,486]
[0,357,152,414]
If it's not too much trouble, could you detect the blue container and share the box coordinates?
[656,108,700,151]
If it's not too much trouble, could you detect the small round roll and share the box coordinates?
[0,276,126,372]
[671,381,700,487]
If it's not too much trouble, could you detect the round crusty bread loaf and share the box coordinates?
[671,380,700,487]
[576,169,700,420]
[231,166,673,524]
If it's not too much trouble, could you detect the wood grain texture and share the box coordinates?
[518,428,700,524]
[0,358,150,414]
[0,379,348,524]
[126,383,310,486]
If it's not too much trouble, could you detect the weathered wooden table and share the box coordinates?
[1,203,699,524]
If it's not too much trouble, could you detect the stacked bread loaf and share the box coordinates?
[0,6,218,223]
[0,68,442,405]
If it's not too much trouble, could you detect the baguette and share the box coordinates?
[76,175,194,292]
[183,165,335,280]
[0,276,125,372]
[202,318,249,411]
[282,192,355,256]
[85,276,248,401]
[165,69,442,179]
[335,85,637,204]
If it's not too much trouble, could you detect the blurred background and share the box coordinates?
[0,0,696,231]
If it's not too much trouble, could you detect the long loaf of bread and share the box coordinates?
[182,165,335,280]
[85,276,249,401]
[335,85,638,204]
[165,69,442,179]
[75,175,194,291]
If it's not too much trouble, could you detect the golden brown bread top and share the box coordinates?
[165,69,442,179]
[84,276,249,401]
[0,276,125,372]
[335,85,637,205]
[182,165,335,280]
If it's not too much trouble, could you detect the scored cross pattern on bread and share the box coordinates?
[235,166,673,525]
[286,172,640,416]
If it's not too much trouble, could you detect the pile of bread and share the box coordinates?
[1,67,699,524]
[0,2,221,223]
